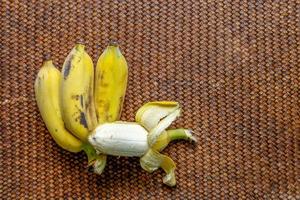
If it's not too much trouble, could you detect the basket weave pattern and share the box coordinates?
[0,1,299,199]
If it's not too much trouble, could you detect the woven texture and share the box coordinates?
[1,0,299,199]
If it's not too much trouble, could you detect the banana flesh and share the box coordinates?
[89,122,149,157]
[34,60,83,153]
[60,44,97,141]
[95,42,128,123]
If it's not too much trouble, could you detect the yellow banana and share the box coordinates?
[35,60,83,153]
[60,44,98,141]
[95,42,128,123]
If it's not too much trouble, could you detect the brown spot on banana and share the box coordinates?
[86,83,98,130]
[63,55,73,79]
[104,102,110,121]
[99,72,105,82]
[108,40,118,47]
[101,82,109,87]
[99,73,110,88]
[79,112,88,128]
[96,100,104,105]
[71,95,80,100]
[80,95,84,108]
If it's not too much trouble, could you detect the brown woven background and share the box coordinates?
[1,0,299,199]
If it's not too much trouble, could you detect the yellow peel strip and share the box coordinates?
[135,101,179,131]
[140,149,176,186]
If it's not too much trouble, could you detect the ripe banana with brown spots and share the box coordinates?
[94,42,128,123]
[60,44,98,142]
[35,60,83,152]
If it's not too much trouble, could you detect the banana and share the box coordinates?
[60,44,98,141]
[89,101,197,186]
[95,42,128,123]
[35,60,83,152]
[89,122,149,157]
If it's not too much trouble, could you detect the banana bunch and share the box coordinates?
[35,43,127,172]
[35,42,196,186]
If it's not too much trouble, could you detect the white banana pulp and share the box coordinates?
[89,123,149,157]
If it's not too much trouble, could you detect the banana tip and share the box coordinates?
[108,40,119,47]
[77,38,85,45]
[43,53,51,61]
[186,130,197,143]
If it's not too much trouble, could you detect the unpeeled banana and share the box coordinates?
[94,42,128,123]
[87,42,129,174]
[60,44,97,142]
[34,60,83,152]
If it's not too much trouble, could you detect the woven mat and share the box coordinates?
[1,1,299,199]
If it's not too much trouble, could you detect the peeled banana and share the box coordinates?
[94,42,128,123]
[60,44,97,142]
[89,101,196,186]
[34,60,83,153]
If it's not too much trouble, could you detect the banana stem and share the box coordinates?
[108,40,118,47]
[82,143,107,174]
[82,143,98,165]
[152,129,196,151]
[168,129,196,142]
